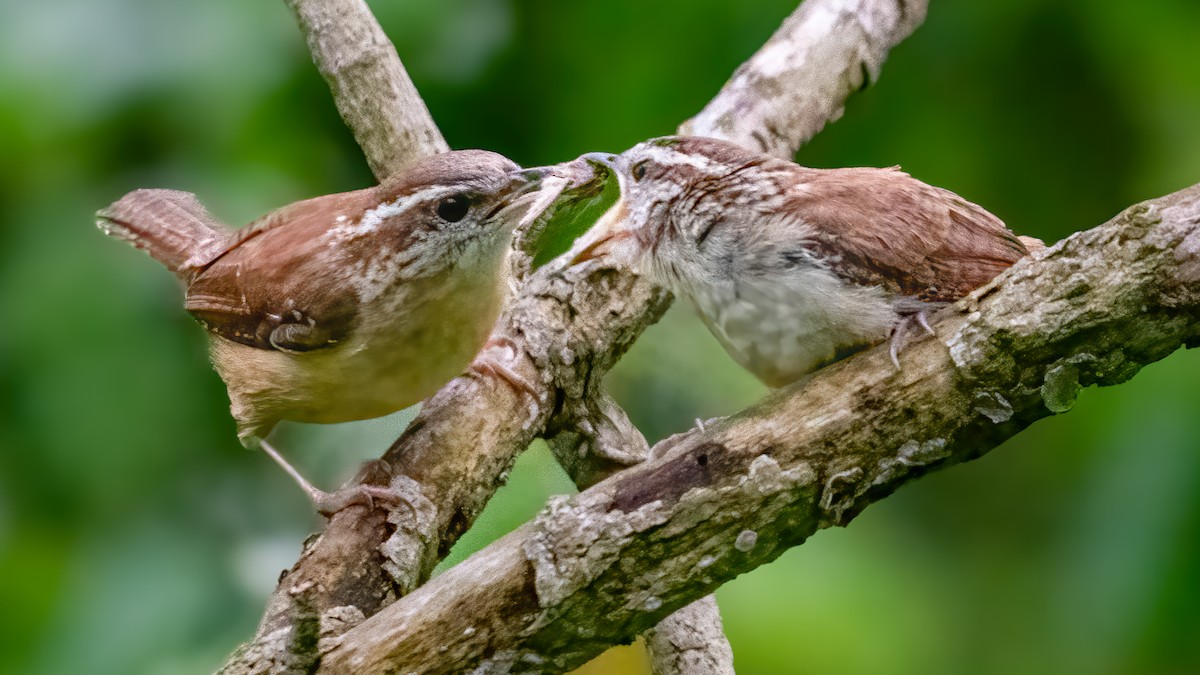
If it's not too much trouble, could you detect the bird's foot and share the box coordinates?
[888,311,937,369]
[309,482,409,518]
[469,336,539,399]
[259,441,410,517]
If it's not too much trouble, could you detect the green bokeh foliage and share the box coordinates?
[1,1,1199,673]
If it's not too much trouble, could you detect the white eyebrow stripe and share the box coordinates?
[638,144,721,172]
[324,185,462,245]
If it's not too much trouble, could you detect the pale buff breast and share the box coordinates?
[212,258,509,443]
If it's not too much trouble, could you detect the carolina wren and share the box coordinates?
[567,136,1042,386]
[97,150,545,512]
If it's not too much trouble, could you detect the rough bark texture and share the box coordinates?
[222,0,930,671]
[682,0,928,159]
[320,185,1200,673]
[284,0,448,178]
[546,392,733,675]
[646,596,736,675]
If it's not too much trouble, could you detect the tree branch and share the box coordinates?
[646,596,735,675]
[284,0,448,178]
[321,184,1200,673]
[682,0,928,159]
[545,392,733,674]
[223,0,929,670]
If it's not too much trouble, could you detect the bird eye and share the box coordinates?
[436,194,472,222]
[630,161,649,181]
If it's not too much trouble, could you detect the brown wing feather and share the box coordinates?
[785,167,1029,302]
[184,189,376,351]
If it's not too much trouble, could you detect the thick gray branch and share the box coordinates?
[682,0,928,159]
[320,185,1200,672]
[284,0,448,178]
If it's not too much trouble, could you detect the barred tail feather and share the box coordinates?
[96,189,231,281]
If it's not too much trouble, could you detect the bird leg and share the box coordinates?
[888,310,938,369]
[468,336,539,399]
[258,440,407,517]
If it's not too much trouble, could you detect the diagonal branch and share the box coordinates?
[682,0,927,159]
[223,0,928,671]
[284,0,448,178]
[320,184,1200,673]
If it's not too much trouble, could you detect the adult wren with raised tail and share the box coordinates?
[97,151,547,513]
[567,136,1042,386]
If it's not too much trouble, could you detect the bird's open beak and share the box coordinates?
[519,152,616,193]
[567,200,638,266]
[504,152,637,267]
[563,152,639,266]
[570,226,632,265]
[579,152,618,173]
[508,166,547,195]
[501,154,617,230]
[491,166,555,224]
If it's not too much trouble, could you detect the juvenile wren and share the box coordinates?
[97,150,545,512]
[569,136,1042,386]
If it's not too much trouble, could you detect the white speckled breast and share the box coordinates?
[681,265,899,387]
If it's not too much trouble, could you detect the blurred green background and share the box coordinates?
[2,0,1199,673]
